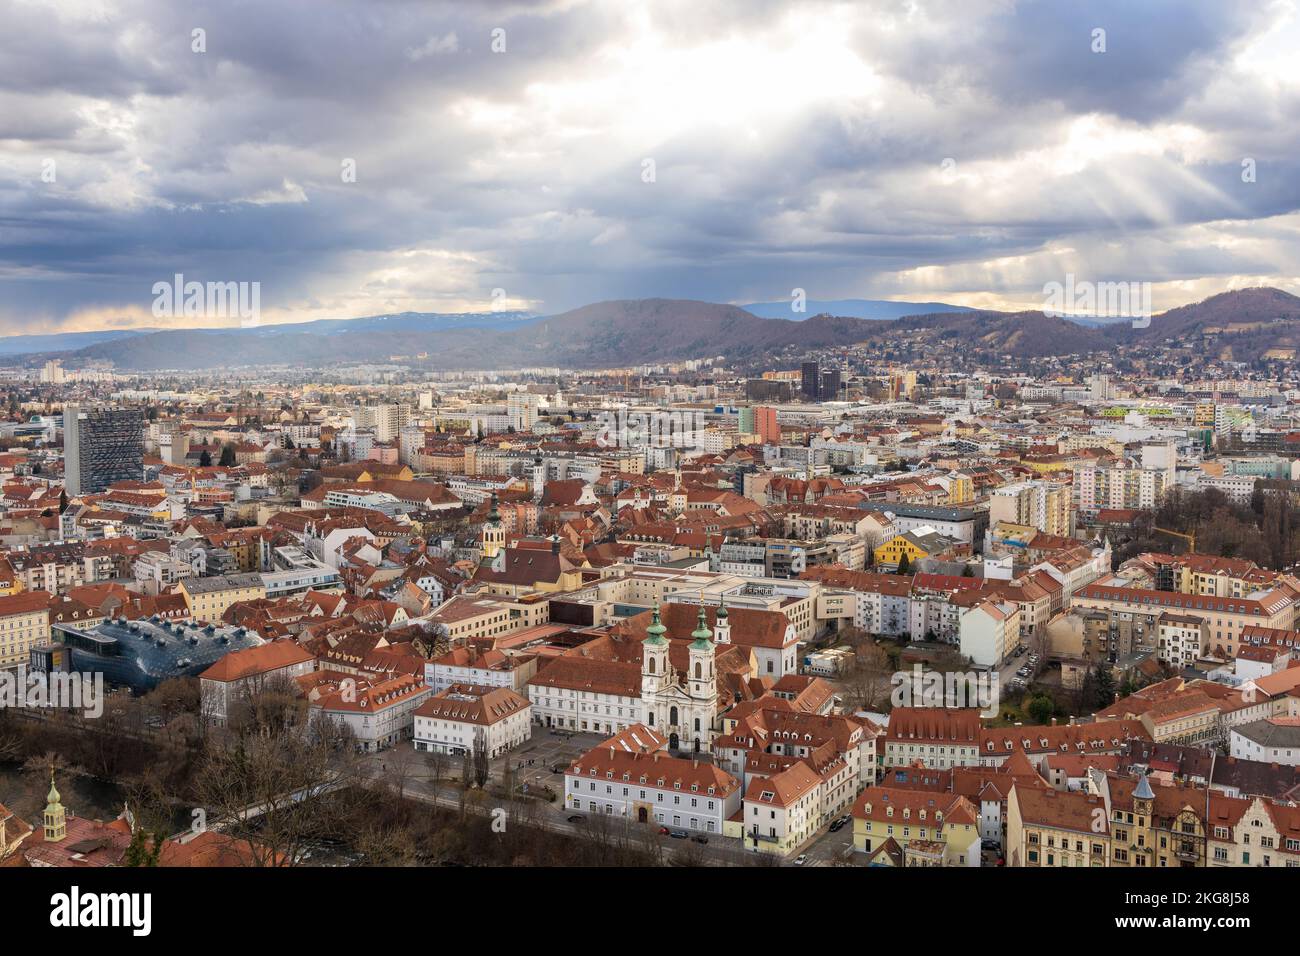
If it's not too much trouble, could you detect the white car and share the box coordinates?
[794,854,808,866]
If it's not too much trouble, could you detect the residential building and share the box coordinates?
[412,683,532,758]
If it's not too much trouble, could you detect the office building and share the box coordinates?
[801,361,820,400]
[62,404,145,497]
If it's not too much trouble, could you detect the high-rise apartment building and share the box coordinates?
[801,361,820,400]
[820,369,842,402]
[350,403,411,443]
[989,480,1072,535]
[62,404,145,497]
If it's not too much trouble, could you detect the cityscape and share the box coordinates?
[2,0,1296,935]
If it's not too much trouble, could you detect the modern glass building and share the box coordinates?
[62,404,145,496]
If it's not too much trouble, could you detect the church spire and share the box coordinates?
[43,765,67,843]
[644,604,668,646]
[690,605,713,649]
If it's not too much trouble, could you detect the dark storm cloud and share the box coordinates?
[0,0,1297,331]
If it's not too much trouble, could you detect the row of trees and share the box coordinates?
[197,444,238,468]
[0,674,698,867]
[1114,485,1300,570]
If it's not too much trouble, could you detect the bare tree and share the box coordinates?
[354,820,418,866]
[226,672,308,738]
[426,747,448,789]
[670,839,709,867]
[194,689,361,867]
[844,641,893,711]
[382,743,417,801]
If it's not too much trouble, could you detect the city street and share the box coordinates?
[795,824,859,867]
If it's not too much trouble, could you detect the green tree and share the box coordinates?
[219,444,237,467]
[199,450,212,467]
[1026,693,1055,724]
[896,553,911,576]
[123,827,163,867]
[1093,667,1117,708]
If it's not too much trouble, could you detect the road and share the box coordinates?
[996,645,1039,703]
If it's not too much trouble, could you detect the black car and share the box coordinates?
[669,828,689,839]
[567,814,585,823]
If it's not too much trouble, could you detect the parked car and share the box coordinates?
[658,826,670,835]
[794,854,808,866]
[669,828,689,839]
[567,814,585,823]
[692,834,709,844]
[828,819,845,832]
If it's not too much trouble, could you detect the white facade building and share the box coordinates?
[564,725,742,834]
[412,684,532,758]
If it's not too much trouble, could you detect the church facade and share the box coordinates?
[638,604,724,754]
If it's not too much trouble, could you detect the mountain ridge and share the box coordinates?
[8,288,1298,370]
[741,298,976,321]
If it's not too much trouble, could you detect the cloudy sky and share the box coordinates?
[2,0,1299,333]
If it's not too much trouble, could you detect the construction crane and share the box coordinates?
[1153,526,1196,553]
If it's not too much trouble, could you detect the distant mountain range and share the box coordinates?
[1,310,539,358]
[0,328,164,356]
[741,298,975,320]
[5,288,1298,370]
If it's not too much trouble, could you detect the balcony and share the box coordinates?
[1174,844,1200,863]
